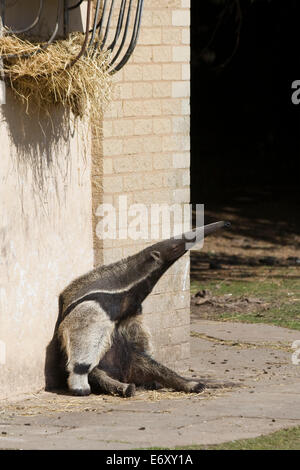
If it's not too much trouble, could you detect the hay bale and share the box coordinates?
[0,32,112,119]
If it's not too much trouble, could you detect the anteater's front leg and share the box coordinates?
[129,352,205,393]
[57,302,114,396]
[89,368,136,397]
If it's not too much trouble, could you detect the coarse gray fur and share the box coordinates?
[45,221,230,397]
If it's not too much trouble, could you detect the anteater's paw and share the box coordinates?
[71,387,91,396]
[144,381,163,391]
[192,382,206,394]
[124,383,136,398]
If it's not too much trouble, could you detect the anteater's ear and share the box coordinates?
[151,250,162,262]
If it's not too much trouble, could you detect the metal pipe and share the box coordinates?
[2,0,62,59]
[0,0,5,27]
[107,0,126,52]
[111,0,144,73]
[88,0,101,50]
[68,0,84,11]
[67,0,91,67]
[64,0,69,38]
[1,0,145,73]
[100,0,115,50]
[9,0,44,35]
[91,0,107,55]
[108,0,132,66]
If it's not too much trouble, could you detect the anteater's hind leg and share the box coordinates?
[88,368,136,397]
[57,301,114,396]
[128,352,205,393]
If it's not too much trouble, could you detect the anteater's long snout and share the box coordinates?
[160,220,231,266]
[183,220,231,243]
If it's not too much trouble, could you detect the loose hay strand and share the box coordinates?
[0,32,113,119]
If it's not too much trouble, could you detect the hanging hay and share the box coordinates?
[0,32,113,120]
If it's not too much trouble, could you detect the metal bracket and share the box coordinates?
[0,0,144,73]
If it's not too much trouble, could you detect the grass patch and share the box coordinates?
[190,273,300,330]
[139,426,300,450]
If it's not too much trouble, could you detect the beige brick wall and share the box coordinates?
[93,0,191,372]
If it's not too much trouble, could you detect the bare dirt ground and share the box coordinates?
[0,199,299,450]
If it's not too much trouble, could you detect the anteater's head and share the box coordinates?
[136,221,231,291]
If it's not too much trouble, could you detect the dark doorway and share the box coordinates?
[191,0,300,210]
[190,1,300,330]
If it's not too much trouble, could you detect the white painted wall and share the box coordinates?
[0,92,93,398]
